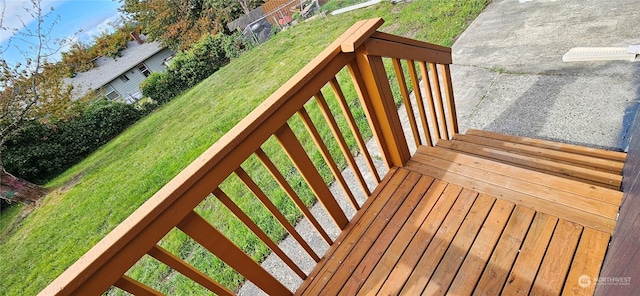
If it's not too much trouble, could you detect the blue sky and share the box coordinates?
[1,0,121,66]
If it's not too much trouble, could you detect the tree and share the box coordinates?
[236,0,265,15]
[121,0,264,50]
[0,0,77,203]
[237,0,253,14]
[60,41,94,76]
[61,19,141,76]
[122,0,214,50]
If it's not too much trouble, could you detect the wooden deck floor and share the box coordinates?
[296,130,625,295]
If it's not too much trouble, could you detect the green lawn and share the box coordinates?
[0,203,24,240]
[321,0,370,12]
[0,1,489,294]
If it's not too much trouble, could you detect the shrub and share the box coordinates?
[222,31,248,59]
[169,34,230,89]
[140,72,181,105]
[135,100,159,116]
[3,100,145,184]
[140,33,246,104]
[166,52,206,89]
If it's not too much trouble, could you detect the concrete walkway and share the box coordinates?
[452,0,640,151]
[239,0,640,294]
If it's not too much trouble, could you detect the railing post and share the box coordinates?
[349,48,411,168]
[441,63,459,136]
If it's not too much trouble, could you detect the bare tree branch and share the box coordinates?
[0,0,75,203]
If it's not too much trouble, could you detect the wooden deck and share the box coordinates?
[297,130,625,295]
[41,20,633,295]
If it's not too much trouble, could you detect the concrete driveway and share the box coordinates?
[451,0,640,151]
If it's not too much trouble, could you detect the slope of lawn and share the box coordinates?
[0,1,490,294]
[0,203,24,239]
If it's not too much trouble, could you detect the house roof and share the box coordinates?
[66,35,166,98]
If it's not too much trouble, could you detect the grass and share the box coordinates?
[321,0,371,12]
[0,0,490,294]
[0,203,24,240]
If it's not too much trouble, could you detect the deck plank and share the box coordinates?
[391,188,478,295]
[436,139,621,189]
[409,152,619,219]
[501,212,558,295]
[323,175,435,295]
[530,219,583,295]
[447,199,515,295]
[372,184,464,295]
[337,176,436,295]
[465,129,626,162]
[301,169,420,294]
[420,194,496,296]
[473,206,536,296]
[416,146,622,205]
[453,133,623,173]
[563,228,611,295]
[405,158,616,234]
[354,180,450,295]
[295,167,403,295]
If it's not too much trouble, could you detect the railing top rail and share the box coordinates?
[357,31,453,64]
[341,30,452,54]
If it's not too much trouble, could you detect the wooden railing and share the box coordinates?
[40,18,457,295]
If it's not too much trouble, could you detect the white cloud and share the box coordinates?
[0,0,60,44]
[79,13,120,42]
[1,0,121,65]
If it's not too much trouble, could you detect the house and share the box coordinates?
[67,33,175,103]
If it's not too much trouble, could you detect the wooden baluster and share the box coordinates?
[347,60,390,169]
[275,123,349,230]
[255,148,333,245]
[113,275,163,296]
[147,245,234,295]
[298,108,360,210]
[350,52,410,167]
[429,62,448,140]
[213,187,309,277]
[440,63,459,136]
[314,92,371,197]
[407,59,433,147]
[235,166,321,262]
[177,211,292,295]
[419,61,442,143]
[329,77,381,183]
[391,58,422,149]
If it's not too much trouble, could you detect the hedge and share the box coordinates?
[3,100,146,184]
[141,32,247,104]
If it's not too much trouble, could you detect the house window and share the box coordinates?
[137,63,151,77]
[105,89,120,101]
[120,74,130,82]
[164,55,175,67]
